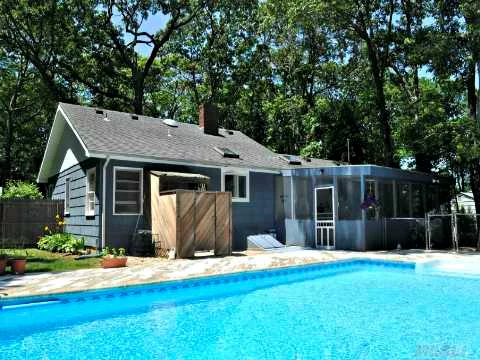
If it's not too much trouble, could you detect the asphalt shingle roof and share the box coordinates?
[59,103,340,171]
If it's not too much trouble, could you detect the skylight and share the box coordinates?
[280,155,302,165]
[214,147,240,158]
[163,118,179,127]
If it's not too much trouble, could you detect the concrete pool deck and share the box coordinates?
[1,248,479,299]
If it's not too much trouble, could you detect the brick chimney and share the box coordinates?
[198,104,218,136]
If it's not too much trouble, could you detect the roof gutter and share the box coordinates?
[101,156,111,249]
[88,152,281,174]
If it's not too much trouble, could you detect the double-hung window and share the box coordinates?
[113,167,143,215]
[64,177,71,214]
[222,169,249,202]
[85,168,96,216]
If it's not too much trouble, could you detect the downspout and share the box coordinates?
[101,156,111,249]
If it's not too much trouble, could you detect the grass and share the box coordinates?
[1,248,101,273]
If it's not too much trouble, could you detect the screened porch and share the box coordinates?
[275,165,451,251]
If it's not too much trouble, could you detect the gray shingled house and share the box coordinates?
[38,103,450,252]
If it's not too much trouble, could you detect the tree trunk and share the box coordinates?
[133,78,144,115]
[470,162,480,249]
[414,153,431,173]
[364,38,395,167]
[465,59,480,249]
[476,60,480,250]
[2,112,13,186]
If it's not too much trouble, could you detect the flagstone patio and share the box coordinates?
[1,249,479,299]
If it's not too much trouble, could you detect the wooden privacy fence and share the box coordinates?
[150,189,232,259]
[0,200,64,248]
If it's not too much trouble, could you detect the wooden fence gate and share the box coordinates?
[0,200,64,248]
[150,189,232,259]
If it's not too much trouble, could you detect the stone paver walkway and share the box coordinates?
[1,249,479,299]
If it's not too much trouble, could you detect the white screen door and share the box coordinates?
[315,187,335,249]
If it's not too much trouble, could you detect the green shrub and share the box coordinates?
[38,233,84,254]
[1,180,43,200]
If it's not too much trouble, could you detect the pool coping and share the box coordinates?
[0,258,415,308]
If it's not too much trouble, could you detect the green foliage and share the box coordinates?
[102,246,126,258]
[2,248,100,273]
[37,214,83,254]
[0,0,479,207]
[301,141,325,159]
[38,233,85,254]
[1,180,43,200]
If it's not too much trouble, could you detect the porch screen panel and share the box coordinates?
[337,177,361,220]
[313,175,333,187]
[294,177,312,219]
[426,185,439,212]
[378,181,394,218]
[283,176,292,219]
[411,183,425,218]
[364,179,377,220]
[397,183,410,217]
[438,186,451,212]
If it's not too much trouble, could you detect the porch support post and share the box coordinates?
[408,183,413,217]
[360,175,367,251]
[393,180,398,218]
[290,176,295,220]
[333,175,338,221]
[360,175,366,222]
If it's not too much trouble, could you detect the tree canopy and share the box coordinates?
[0,0,479,209]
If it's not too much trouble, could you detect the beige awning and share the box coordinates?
[149,171,210,182]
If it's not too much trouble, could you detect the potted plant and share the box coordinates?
[101,247,127,269]
[0,253,8,275]
[11,255,27,275]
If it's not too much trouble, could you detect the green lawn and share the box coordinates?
[2,248,101,273]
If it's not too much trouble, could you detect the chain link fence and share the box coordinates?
[454,213,480,252]
[426,214,455,251]
[425,213,480,252]
[383,218,427,250]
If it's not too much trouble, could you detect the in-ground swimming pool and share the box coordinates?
[1,259,479,360]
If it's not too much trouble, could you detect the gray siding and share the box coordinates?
[50,159,101,247]
[232,172,276,250]
[104,160,276,251]
[104,160,221,250]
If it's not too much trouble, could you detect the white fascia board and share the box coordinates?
[87,152,281,174]
[58,106,90,157]
[37,105,90,183]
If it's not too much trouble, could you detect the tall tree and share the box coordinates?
[0,51,54,184]
[0,0,206,114]
[319,0,397,167]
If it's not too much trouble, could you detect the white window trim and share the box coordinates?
[113,166,144,216]
[85,167,96,217]
[64,177,71,215]
[221,168,250,203]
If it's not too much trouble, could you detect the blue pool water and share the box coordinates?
[1,260,479,360]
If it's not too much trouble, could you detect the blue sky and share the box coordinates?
[114,11,169,55]
[121,12,478,89]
